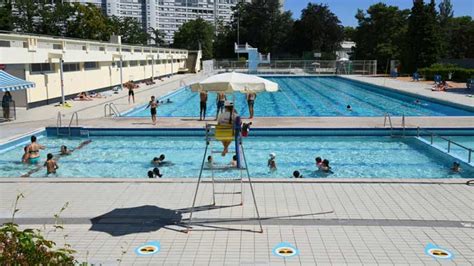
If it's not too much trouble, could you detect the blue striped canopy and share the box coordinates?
[0,70,35,92]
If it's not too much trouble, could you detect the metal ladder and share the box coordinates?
[104,103,121,117]
[56,111,79,137]
[383,113,405,137]
[185,123,263,233]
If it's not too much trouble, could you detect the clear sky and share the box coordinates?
[284,0,474,26]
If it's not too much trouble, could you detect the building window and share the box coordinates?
[84,62,99,70]
[53,44,63,50]
[30,63,53,73]
[129,61,138,67]
[63,63,80,72]
[0,40,10,47]
[140,60,147,66]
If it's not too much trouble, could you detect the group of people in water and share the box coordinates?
[19,135,91,177]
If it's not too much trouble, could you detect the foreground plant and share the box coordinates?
[0,193,77,265]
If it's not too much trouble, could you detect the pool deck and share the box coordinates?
[1,75,473,265]
[0,180,472,264]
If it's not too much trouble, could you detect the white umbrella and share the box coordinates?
[190,72,278,93]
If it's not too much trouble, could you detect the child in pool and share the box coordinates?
[44,153,58,175]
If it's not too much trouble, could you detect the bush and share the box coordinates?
[419,64,474,82]
[0,194,77,265]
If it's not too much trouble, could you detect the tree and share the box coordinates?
[148,27,166,46]
[291,3,343,59]
[66,4,110,41]
[0,2,13,31]
[439,0,453,25]
[402,0,442,73]
[13,0,38,33]
[444,16,474,58]
[173,18,214,59]
[108,16,149,45]
[353,3,409,73]
[36,2,75,36]
[229,0,293,57]
[343,26,356,41]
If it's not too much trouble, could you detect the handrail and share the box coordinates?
[417,127,472,163]
[383,113,393,136]
[402,114,405,137]
[109,103,120,117]
[104,103,121,117]
[68,112,78,137]
[56,112,62,136]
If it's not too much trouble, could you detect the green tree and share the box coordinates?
[148,27,166,46]
[438,0,453,25]
[213,22,236,59]
[66,4,110,41]
[291,3,343,59]
[0,2,13,31]
[444,16,474,58]
[230,0,293,57]
[353,3,409,73]
[173,18,214,59]
[343,26,356,41]
[13,0,38,33]
[107,16,149,45]
[36,2,75,36]
[403,0,442,73]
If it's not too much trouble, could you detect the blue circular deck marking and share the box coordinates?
[135,241,160,256]
[272,242,299,258]
[425,243,454,260]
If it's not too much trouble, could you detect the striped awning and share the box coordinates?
[0,70,35,92]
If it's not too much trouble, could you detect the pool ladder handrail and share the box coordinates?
[68,112,78,137]
[383,113,406,137]
[104,103,121,117]
[417,127,472,163]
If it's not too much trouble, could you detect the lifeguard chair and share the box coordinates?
[184,120,263,233]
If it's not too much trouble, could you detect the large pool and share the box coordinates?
[1,134,472,179]
[125,76,473,117]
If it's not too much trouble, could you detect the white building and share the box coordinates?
[0,33,196,108]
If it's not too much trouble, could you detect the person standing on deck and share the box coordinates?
[2,92,12,120]
[199,91,208,121]
[146,96,158,125]
[215,92,226,119]
[126,81,135,104]
[246,92,256,119]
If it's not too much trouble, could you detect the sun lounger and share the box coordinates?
[434,74,442,84]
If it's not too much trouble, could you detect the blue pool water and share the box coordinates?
[1,135,472,178]
[125,76,473,117]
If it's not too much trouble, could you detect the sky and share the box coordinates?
[284,0,474,26]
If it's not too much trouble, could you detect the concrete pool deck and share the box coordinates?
[1,75,473,265]
[0,181,472,264]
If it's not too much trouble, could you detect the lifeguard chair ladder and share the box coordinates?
[184,123,263,233]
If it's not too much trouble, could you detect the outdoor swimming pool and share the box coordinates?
[125,76,473,117]
[1,134,472,179]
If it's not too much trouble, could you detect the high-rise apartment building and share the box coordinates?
[62,0,285,44]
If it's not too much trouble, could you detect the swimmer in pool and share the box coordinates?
[21,145,29,163]
[320,159,332,173]
[44,153,58,175]
[230,155,238,167]
[451,162,461,173]
[346,105,352,111]
[268,153,277,172]
[315,157,322,169]
[206,155,213,168]
[26,135,45,164]
[152,154,174,166]
[293,170,303,178]
[60,145,71,155]
[153,167,163,177]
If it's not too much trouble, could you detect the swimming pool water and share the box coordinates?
[126,76,473,117]
[1,135,472,179]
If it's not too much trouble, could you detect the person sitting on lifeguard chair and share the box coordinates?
[216,101,238,156]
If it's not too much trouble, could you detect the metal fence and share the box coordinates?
[0,100,16,121]
[213,60,377,75]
